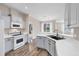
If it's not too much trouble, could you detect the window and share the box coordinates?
[64,24,74,35]
[41,22,52,33]
[44,24,50,32]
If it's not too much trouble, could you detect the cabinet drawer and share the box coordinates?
[5,37,14,41]
[48,39,55,44]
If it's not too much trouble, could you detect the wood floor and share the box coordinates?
[5,39,49,56]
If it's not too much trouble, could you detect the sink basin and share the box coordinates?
[48,35,65,40]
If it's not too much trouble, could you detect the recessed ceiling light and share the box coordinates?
[25,6,28,9]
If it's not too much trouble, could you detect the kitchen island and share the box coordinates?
[37,34,79,56]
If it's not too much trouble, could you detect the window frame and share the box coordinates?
[41,22,53,33]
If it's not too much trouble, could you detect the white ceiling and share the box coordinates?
[4,3,65,21]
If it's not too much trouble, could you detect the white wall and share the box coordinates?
[0,20,5,56]
[28,15,41,39]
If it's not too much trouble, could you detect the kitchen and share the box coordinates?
[0,3,79,56]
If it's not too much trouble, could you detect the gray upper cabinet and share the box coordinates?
[70,4,77,26]
[4,16,11,28]
[65,3,79,28]
[64,4,71,34]
[64,4,71,27]
[77,4,79,24]
[0,16,10,29]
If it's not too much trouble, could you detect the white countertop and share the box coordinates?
[4,32,28,39]
[37,33,79,56]
[38,33,73,37]
[4,34,13,39]
[56,38,79,56]
[37,34,56,42]
[22,32,28,35]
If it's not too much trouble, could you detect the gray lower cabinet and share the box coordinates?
[5,37,14,53]
[48,39,55,56]
[36,36,55,56]
[36,36,44,49]
[44,37,49,50]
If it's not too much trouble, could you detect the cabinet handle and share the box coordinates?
[76,7,77,24]
[48,43,51,45]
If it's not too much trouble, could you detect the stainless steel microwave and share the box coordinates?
[11,22,22,28]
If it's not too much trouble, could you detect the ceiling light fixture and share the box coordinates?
[25,6,28,9]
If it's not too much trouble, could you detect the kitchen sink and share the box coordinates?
[48,35,65,40]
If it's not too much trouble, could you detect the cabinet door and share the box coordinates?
[70,4,77,25]
[50,40,55,56]
[36,37,43,48]
[1,16,10,28]
[77,4,79,24]
[39,37,44,49]
[5,37,14,53]
[48,39,55,56]
[12,16,21,23]
[37,36,49,49]
[64,4,71,27]
[36,37,40,47]
[4,17,10,28]
[47,39,51,53]
[45,38,49,50]
[0,20,5,56]
[41,37,47,49]
[40,38,43,48]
